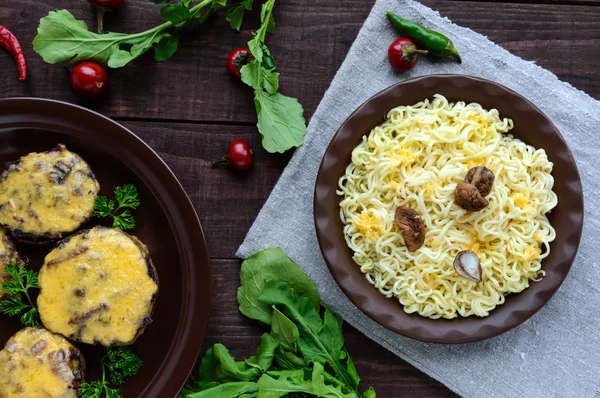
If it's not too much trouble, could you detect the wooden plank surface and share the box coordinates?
[1,0,600,123]
[2,0,600,396]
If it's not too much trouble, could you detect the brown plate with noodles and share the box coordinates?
[314,75,583,344]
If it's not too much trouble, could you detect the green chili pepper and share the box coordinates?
[386,12,462,63]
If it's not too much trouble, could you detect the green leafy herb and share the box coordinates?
[237,247,320,325]
[240,0,307,153]
[78,380,121,398]
[270,307,299,352]
[33,0,226,69]
[79,347,142,398]
[106,347,143,386]
[94,184,141,231]
[180,248,376,398]
[259,280,359,392]
[226,0,255,31]
[258,363,356,398]
[0,264,40,327]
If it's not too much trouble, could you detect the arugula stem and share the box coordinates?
[96,6,105,35]
[83,0,214,43]
[285,305,358,392]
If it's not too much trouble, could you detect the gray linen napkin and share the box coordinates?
[237,0,600,396]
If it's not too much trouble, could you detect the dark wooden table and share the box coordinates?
[2,0,599,396]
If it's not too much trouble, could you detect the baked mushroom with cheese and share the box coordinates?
[0,145,100,244]
[38,226,159,346]
[0,327,85,398]
[0,226,24,298]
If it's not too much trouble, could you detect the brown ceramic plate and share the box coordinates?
[0,98,211,396]
[314,75,584,344]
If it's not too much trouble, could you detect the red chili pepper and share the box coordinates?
[0,25,27,81]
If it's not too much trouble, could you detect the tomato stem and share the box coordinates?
[212,156,228,166]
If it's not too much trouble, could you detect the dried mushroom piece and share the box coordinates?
[394,206,425,252]
[465,166,495,197]
[454,182,489,211]
[453,250,482,283]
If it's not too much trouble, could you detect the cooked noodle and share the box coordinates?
[337,94,557,319]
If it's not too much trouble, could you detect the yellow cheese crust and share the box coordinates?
[38,227,159,346]
[0,227,22,298]
[0,145,100,236]
[0,327,84,398]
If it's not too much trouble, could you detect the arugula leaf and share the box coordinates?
[106,347,142,386]
[240,0,307,153]
[226,0,254,31]
[160,3,192,24]
[184,381,258,397]
[238,248,320,325]
[245,334,279,372]
[258,280,359,392]
[0,264,40,327]
[273,346,305,370]
[33,0,223,69]
[94,184,140,230]
[258,363,357,398]
[254,91,306,153]
[155,29,181,61]
[362,387,377,398]
[270,307,299,352]
[182,248,376,398]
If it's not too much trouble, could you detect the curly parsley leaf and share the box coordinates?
[106,347,143,386]
[78,348,141,397]
[240,0,307,153]
[0,264,40,327]
[94,184,140,231]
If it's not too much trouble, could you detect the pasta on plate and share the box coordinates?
[337,94,557,319]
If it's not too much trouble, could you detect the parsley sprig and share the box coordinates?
[94,184,141,231]
[0,264,40,327]
[79,347,142,398]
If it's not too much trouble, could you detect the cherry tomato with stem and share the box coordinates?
[71,61,108,98]
[388,37,428,73]
[213,140,255,171]
[227,48,253,79]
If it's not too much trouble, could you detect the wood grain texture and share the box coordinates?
[122,121,291,259]
[1,0,599,123]
[203,259,458,398]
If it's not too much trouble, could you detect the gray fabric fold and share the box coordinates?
[237,1,600,396]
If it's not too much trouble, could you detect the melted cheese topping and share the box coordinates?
[0,145,100,235]
[38,227,158,346]
[0,227,21,297]
[0,327,81,398]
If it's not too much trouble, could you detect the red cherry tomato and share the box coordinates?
[213,140,255,171]
[88,0,124,9]
[70,62,108,97]
[388,37,427,73]
[227,48,252,79]
[227,140,255,170]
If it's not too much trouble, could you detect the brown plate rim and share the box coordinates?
[0,97,211,395]
[314,75,584,344]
